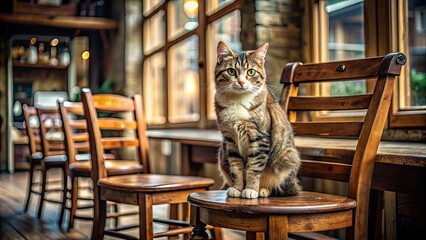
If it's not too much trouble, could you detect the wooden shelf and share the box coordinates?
[13,61,68,70]
[0,13,117,30]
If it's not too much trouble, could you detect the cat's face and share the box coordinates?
[214,41,268,96]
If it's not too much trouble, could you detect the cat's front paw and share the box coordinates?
[259,188,271,198]
[227,187,242,197]
[242,189,259,199]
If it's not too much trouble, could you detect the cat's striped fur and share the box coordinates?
[215,41,301,199]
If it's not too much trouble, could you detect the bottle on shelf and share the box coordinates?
[49,38,59,66]
[27,37,38,64]
[59,47,71,66]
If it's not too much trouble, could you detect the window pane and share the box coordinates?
[207,10,241,120]
[168,35,200,123]
[406,0,426,107]
[143,53,166,125]
[168,0,198,40]
[207,0,235,15]
[326,0,365,96]
[143,0,164,15]
[143,11,165,54]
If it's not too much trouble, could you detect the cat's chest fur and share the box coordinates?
[217,96,261,159]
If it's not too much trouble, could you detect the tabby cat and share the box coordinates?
[214,41,301,199]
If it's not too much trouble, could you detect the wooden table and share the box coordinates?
[147,129,426,238]
[147,129,426,194]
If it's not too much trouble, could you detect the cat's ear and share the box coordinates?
[250,43,269,64]
[217,41,235,64]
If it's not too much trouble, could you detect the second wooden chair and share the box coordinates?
[80,88,215,239]
[57,100,142,230]
[22,105,67,219]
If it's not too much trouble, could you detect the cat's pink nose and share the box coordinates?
[238,81,245,86]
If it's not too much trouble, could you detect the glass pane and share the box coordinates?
[207,10,241,120]
[143,11,165,54]
[168,35,200,123]
[168,0,198,40]
[143,52,166,125]
[207,0,235,15]
[326,0,365,96]
[406,0,426,107]
[143,0,164,15]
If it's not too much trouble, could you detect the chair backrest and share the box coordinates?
[37,108,65,157]
[80,88,151,182]
[280,52,405,237]
[23,104,42,155]
[58,100,90,164]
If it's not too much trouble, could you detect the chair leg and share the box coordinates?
[138,193,153,240]
[91,191,107,240]
[266,215,288,240]
[189,205,209,240]
[68,176,79,230]
[37,167,47,219]
[212,228,223,240]
[23,162,35,213]
[58,168,68,228]
[91,185,104,240]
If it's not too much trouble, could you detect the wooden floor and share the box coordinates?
[0,169,244,240]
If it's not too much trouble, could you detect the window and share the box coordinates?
[308,0,425,128]
[142,0,241,128]
[316,0,367,98]
[396,0,426,109]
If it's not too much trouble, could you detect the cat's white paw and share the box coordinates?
[242,189,259,199]
[227,187,242,197]
[259,188,271,198]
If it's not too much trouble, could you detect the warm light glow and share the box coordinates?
[184,0,198,18]
[30,37,36,45]
[51,38,58,46]
[81,50,90,60]
[184,71,198,97]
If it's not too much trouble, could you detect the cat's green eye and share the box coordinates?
[247,69,256,76]
[227,68,236,76]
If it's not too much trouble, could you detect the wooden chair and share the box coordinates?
[57,100,141,230]
[24,107,67,219]
[80,88,215,240]
[188,52,406,240]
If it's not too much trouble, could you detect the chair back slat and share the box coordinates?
[293,122,363,136]
[286,56,384,83]
[98,119,137,130]
[101,138,140,149]
[280,52,405,238]
[69,120,87,129]
[72,132,89,142]
[37,108,65,157]
[288,94,372,111]
[81,89,151,182]
[299,160,351,182]
[93,94,135,112]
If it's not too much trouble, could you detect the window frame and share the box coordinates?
[142,0,242,129]
[304,0,426,128]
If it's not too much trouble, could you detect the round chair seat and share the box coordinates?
[98,174,215,192]
[188,190,357,238]
[188,190,356,214]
